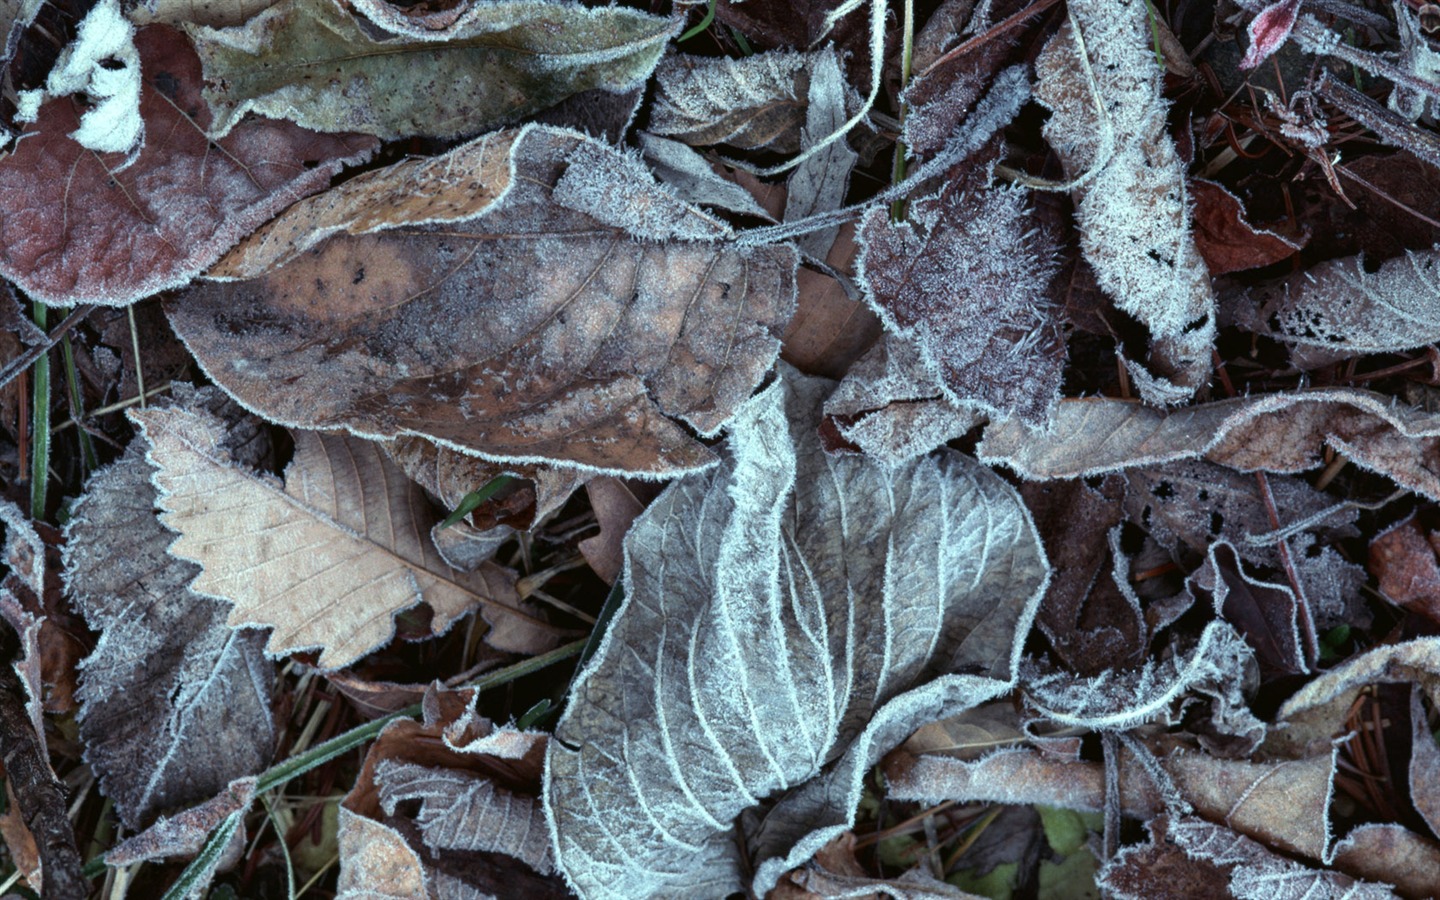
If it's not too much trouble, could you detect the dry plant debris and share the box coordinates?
[5,0,1440,898]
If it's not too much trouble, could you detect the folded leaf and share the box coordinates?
[544,366,1048,899]
[132,401,561,669]
[190,0,673,140]
[1035,0,1215,403]
[0,25,375,306]
[169,125,798,476]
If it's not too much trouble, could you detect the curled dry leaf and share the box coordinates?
[171,125,797,476]
[650,50,813,152]
[131,400,560,669]
[0,25,376,306]
[978,389,1440,500]
[104,777,257,866]
[1035,0,1215,404]
[64,400,275,829]
[190,0,673,141]
[544,366,1049,899]
[1190,179,1303,275]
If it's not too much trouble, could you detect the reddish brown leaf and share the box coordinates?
[577,477,648,585]
[1191,179,1302,275]
[0,26,376,306]
[1370,516,1440,626]
[1240,0,1303,70]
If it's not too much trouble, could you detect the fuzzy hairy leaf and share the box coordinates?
[189,0,673,141]
[1035,0,1215,403]
[0,25,375,306]
[650,50,812,152]
[638,134,774,219]
[170,125,797,476]
[784,46,856,262]
[132,401,560,669]
[544,366,1048,899]
[63,390,274,829]
[858,156,1062,425]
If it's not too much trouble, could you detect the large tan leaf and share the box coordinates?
[132,401,562,669]
[544,366,1049,899]
[1035,0,1215,403]
[170,125,797,476]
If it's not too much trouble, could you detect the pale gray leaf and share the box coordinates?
[544,365,1048,899]
[638,133,773,219]
[376,760,552,874]
[552,139,729,241]
[784,46,857,261]
[825,334,984,465]
[64,391,275,829]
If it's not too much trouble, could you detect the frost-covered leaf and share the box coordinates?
[1100,815,1398,900]
[1246,247,1440,356]
[1370,515,1440,625]
[131,401,561,669]
[824,334,984,464]
[1035,0,1215,404]
[209,128,519,280]
[1239,0,1302,71]
[27,0,143,156]
[336,808,432,900]
[1279,638,1440,720]
[189,0,672,141]
[979,389,1440,500]
[105,777,256,866]
[0,25,375,306]
[638,134,774,219]
[376,761,552,874]
[650,50,813,152]
[544,366,1049,899]
[1022,620,1257,732]
[64,433,275,830]
[128,0,277,27]
[169,125,797,476]
[784,46,856,261]
[858,150,1063,425]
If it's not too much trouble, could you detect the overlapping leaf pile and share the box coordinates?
[5,0,1440,897]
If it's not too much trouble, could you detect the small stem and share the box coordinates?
[890,0,915,223]
[59,335,97,472]
[126,304,146,409]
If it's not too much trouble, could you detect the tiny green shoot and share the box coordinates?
[438,475,515,531]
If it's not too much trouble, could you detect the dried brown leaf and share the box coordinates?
[1370,516,1440,626]
[132,401,560,669]
[105,777,256,866]
[170,125,797,476]
[0,26,375,306]
[576,477,646,585]
[1191,179,1303,275]
[650,51,812,152]
[979,390,1440,501]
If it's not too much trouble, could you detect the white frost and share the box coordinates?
[44,0,144,158]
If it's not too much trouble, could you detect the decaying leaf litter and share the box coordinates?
[6,0,1440,897]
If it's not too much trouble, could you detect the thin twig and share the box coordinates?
[0,304,95,392]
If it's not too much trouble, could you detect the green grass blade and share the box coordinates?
[29,302,49,520]
[437,475,514,530]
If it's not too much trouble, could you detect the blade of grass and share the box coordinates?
[29,302,49,520]
[678,0,715,42]
[126,305,147,410]
[88,638,588,884]
[59,336,98,472]
[438,475,514,530]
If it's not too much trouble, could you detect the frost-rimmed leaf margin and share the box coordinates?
[542,365,1050,899]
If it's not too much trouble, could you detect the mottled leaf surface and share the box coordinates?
[191,0,673,140]
[132,401,560,669]
[63,389,274,829]
[0,25,375,306]
[544,367,1048,899]
[170,125,797,476]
